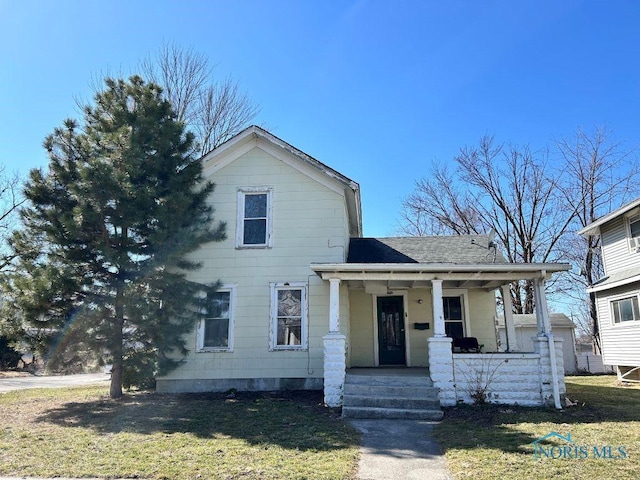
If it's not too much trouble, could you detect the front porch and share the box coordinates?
[313,254,570,410]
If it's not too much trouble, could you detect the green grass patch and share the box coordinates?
[0,386,359,479]
[434,375,640,479]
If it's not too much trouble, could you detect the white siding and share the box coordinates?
[595,283,640,366]
[601,217,640,273]
[161,145,351,383]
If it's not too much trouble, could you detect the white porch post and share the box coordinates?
[501,284,519,352]
[323,277,346,407]
[329,278,341,332]
[533,276,562,409]
[431,279,445,337]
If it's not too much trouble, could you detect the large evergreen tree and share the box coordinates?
[2,76,225,397]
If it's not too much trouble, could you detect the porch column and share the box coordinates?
[533,276,562,409]
[534,278,551,335]
[432,279,446,337]
[324,277,346,407]
[329,278,341,332]
[501,284,519,352]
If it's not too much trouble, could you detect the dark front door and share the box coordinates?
[377,296,406,366]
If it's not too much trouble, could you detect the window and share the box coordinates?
[197,287,235,352]
[237,187,273,248]
[630,214,640,238]
[270,283,307,350]
[611,295,640,324]
[443,296,465,339]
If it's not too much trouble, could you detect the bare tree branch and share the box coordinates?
[139,42,260,157]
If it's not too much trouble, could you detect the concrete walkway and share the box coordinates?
[349,419,452,480]
[0,373,110,393]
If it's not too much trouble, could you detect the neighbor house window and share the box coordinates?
[237,187,273,248]
[611,295,640,324]
[628,213,640,252]
[197,286,235,352]
[443,296,465,339]
[270,283,307,350]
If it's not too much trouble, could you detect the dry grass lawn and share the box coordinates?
[0,385,360,479]
[434,375,640,480]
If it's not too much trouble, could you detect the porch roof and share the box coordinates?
[310,262,570,290]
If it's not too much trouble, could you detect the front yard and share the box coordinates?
[0,375,638,479]
[434,375,640,479]
[0,386,359,479]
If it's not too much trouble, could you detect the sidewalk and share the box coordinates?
[349,419,452,480]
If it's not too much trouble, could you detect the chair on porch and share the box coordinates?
[452,337,483,353]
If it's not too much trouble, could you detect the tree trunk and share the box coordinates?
[589,291,601,354]
[110,285,125,399]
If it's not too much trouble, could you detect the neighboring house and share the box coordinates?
[579,198,640,382]
[495,314,577,374]
[156,126,570,409]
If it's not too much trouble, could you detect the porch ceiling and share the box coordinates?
[311,262,570,291]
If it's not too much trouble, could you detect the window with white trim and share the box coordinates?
[628,213,640,252]
[443,296,465,339]
[270,283,307,350]
[611,295,640,324]
[237,187,273,248]
[197,286,235,352]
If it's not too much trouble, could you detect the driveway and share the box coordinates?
[0,373,110,393]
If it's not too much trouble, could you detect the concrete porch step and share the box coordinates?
[342,406,444,420]
[343,394,441,410]
[342,369,443,420]
[343,383,439,398]
[345,373,434,387]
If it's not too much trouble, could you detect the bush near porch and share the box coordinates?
[434,375,640,480]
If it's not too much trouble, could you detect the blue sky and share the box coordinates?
[2,0,640,237]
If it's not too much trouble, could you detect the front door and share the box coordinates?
[377,296,406,365]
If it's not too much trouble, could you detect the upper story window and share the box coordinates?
[628,214,640,252]
[237,187,273,248]
[270,282,308,350]
[611,295,640,324]
[197,286,235,352]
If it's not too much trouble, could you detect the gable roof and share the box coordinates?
[201,125,362,237]
[578,197,640,236]
[348,235,508,264]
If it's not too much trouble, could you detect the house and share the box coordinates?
[578,198,640,382]
[495,314,577,373]
[156,126,570,411]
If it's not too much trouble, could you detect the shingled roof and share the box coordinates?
[347,235,507,264]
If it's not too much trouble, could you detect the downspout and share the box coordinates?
[536,274,562,409]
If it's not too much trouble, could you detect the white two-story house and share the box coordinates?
[156,126,570,412]
[579,198,640,382]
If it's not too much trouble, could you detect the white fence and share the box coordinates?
[576,353,614,374]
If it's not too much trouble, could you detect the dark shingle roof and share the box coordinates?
[347,236,507,264]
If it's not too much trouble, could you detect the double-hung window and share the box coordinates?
[237,187,273,248]
[443,296,465,339]
[270,283,307,350]
[611,295,640,324]
[628,213,640,252]
[197,286,235,352]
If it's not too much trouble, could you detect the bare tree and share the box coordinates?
[555,126,639,351]
[0,166,25,271]
[140,42,260,156]
[401,136,576,314]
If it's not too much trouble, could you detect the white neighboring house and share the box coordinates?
[579,197,640,382]
[495,314,577,374]
[155,125,571,409]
